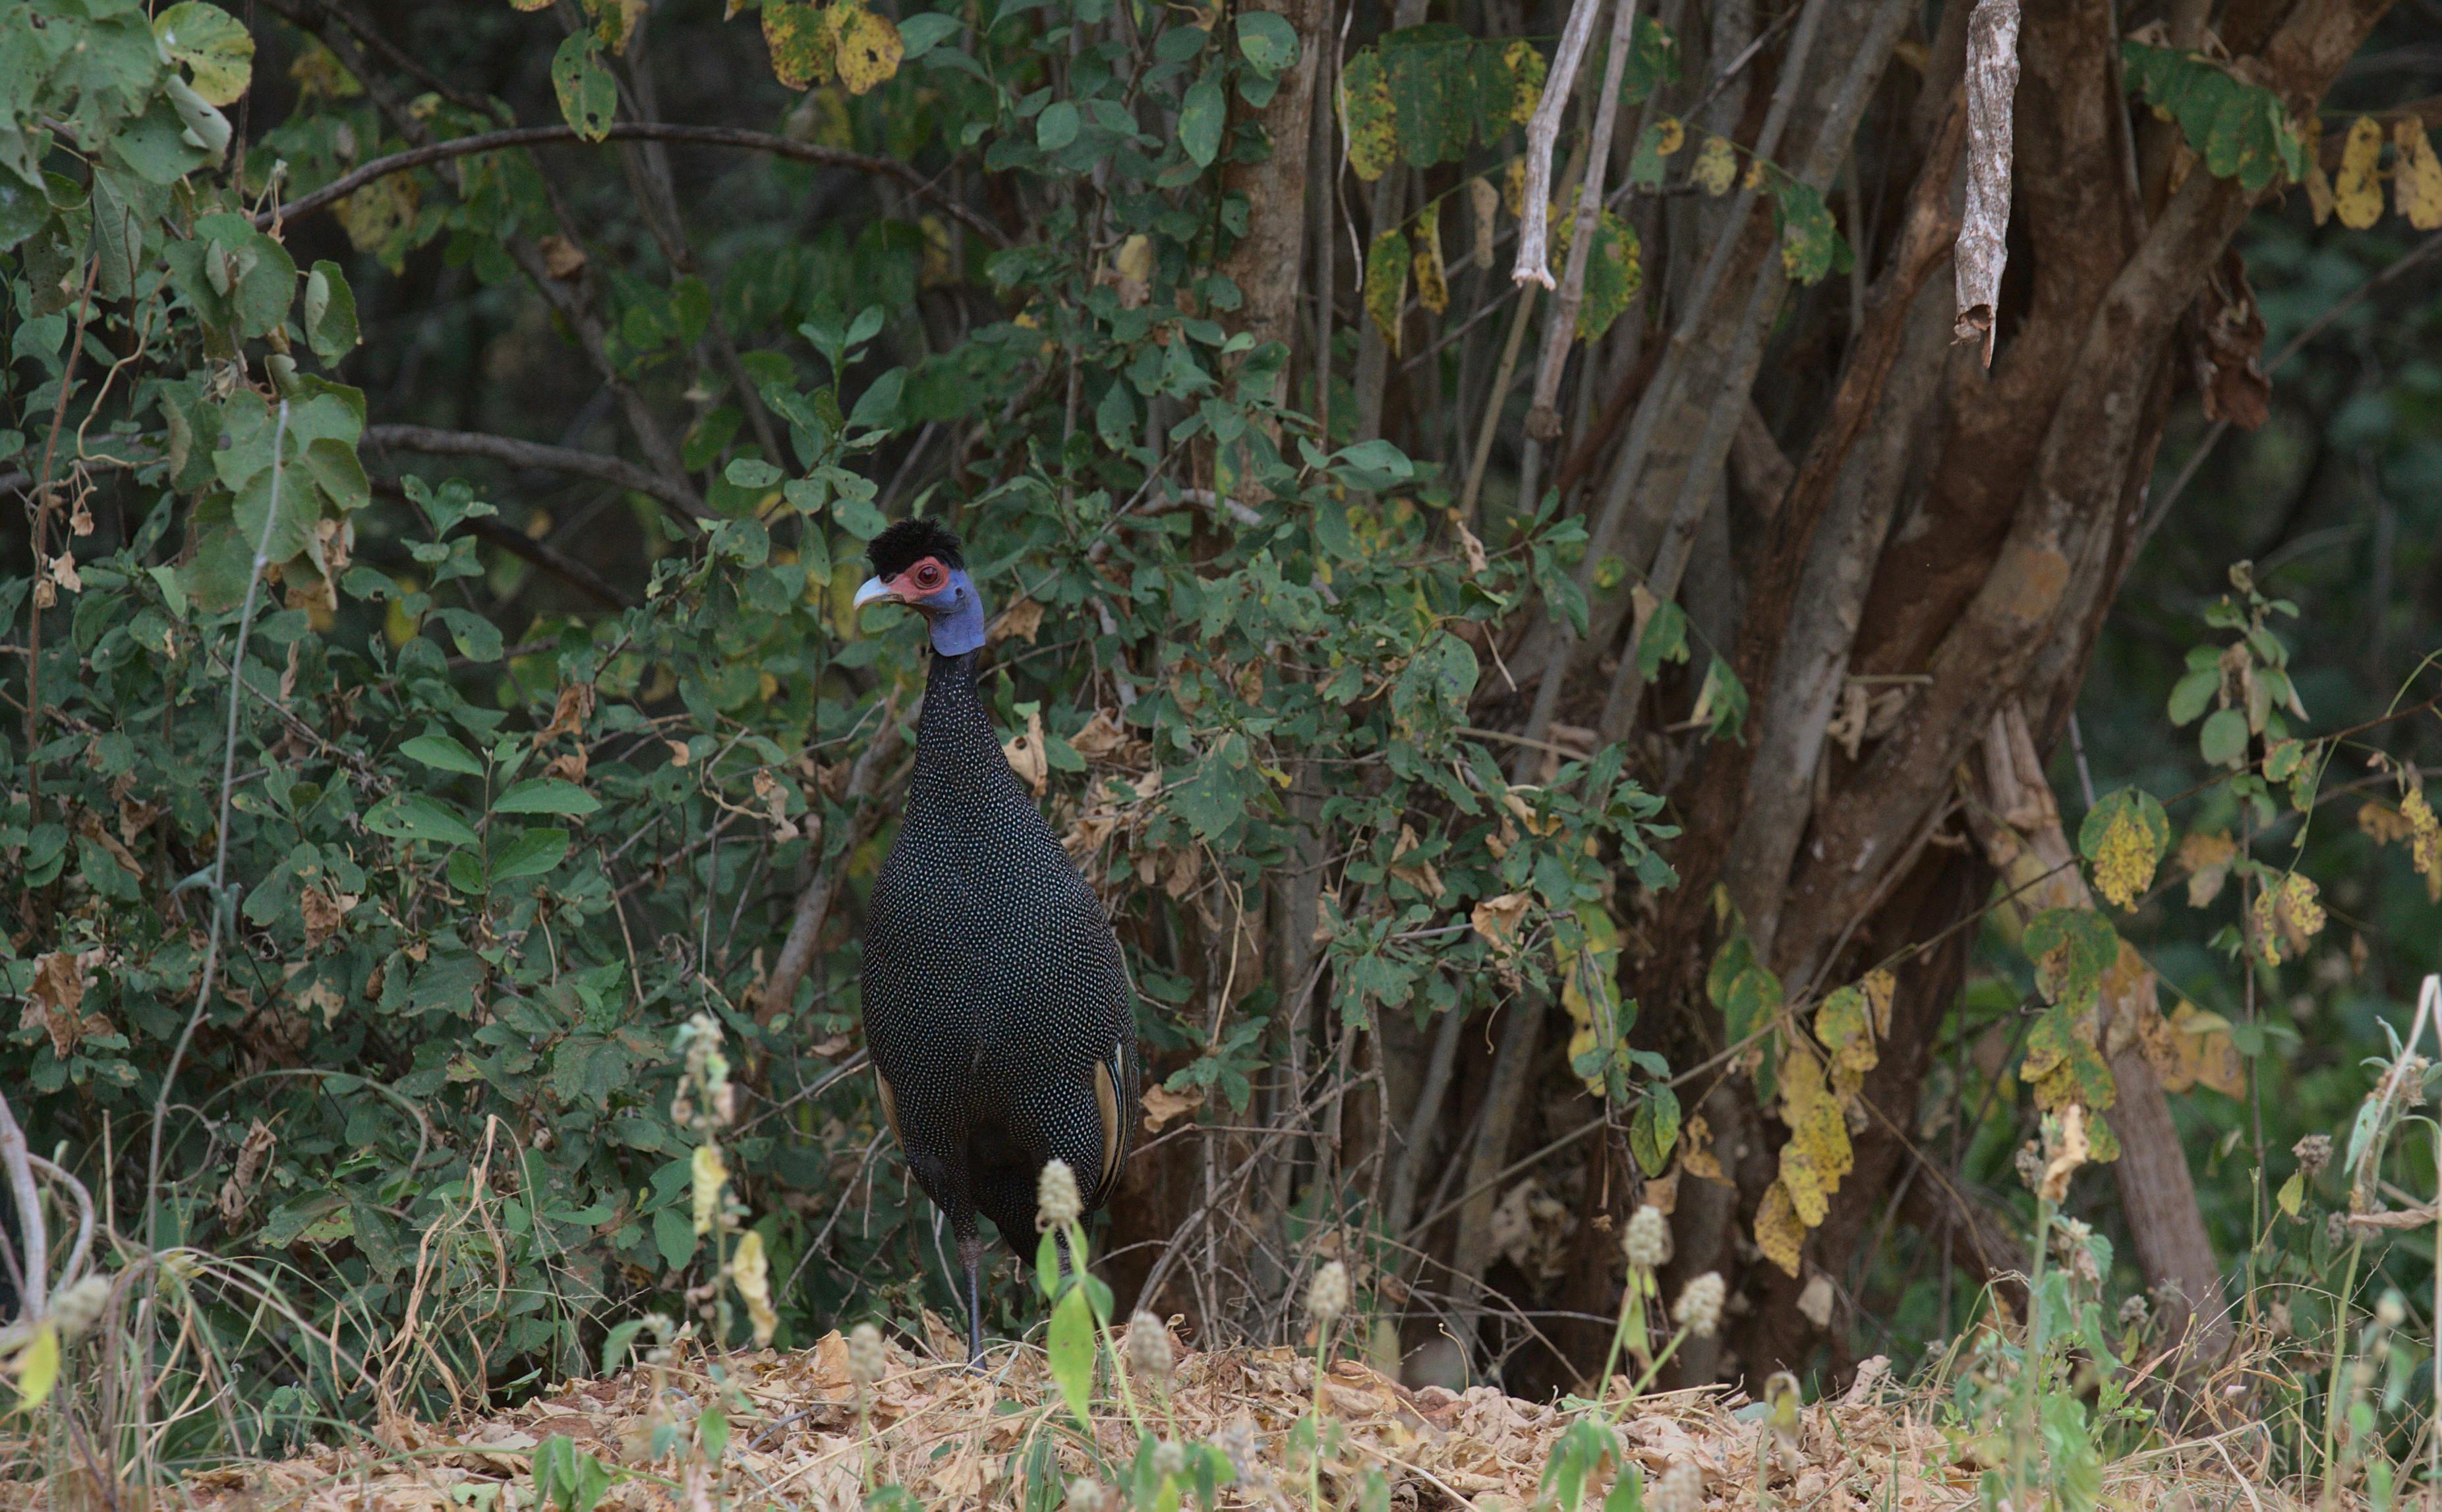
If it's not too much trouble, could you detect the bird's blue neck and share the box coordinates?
[929,571,987,657]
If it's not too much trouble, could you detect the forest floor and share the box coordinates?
[9,1320,2318,1512]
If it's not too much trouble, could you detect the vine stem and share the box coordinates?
[145,399,291,1260]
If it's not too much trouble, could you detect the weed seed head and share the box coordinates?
[1037,1159,1083,1229]
[1306,1260,1350,1327]
[1673,1271,1726,1339]
[1153,1439,1187,1479]
[1125,1311,1175,1382]
[1650,1461,1704,1512]
[848,1322,887,1385]
[1065,1477,1105,1512]
[1621,1205,1670,1269]
[2293,1132,2331,1180]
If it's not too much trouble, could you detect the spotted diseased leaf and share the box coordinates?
[155,3,256,107]
[551,32,619,141]
[1629,117,1683,187]
[1813,970,1886,1105]
[1775,1049,1851,1227]
[2397,121,2442,231]
[1754,1180,1804,1277]
[763,2,837,88]
[1619,17,1679,105]
[1179,64,1225,168]
[1691,134,1735,196]
[1341,51,1397,182]
[1572,207,1640,338]
[1364,228,1409,351]
[1502,39,1546,124]
[2077,787,2171,912]
[2023,908,2118,1006]
[1773,177,1842,285]
[2335,116,2385,229]
[1234,11,1299,76]
[2251,871,2325,966]
[2021,1003,2117,1135]
[832,5,903,94]
[1411,200,1449,314]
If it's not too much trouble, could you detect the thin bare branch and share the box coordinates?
[364,423,710,520]
[1507,0,1608,289]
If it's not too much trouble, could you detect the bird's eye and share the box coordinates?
[912,562,945,589]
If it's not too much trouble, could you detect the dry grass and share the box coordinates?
[0,1320,2333,1512]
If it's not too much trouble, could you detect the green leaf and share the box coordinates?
[430,606,504,662]
[1628,1084,1679,1176]
[2166,666,2219,726]
[898,12,962,57]
[551,33,618,142]
[1047,1285,1097,1426]
[1573,207,1641,337]
[1635,600,1688,678]
[1179,64,1225,167]
[1036,100,1080,151]
[2199,707,2250,767]
[491,828,571,884]
[1773,177,1842,285]
[494,779,602,817]
[1695,656,1747,742]
[2022,908,2118,1005]
[302,261,359,363]
[654,1207,696,1270]
[724,456,783,489]
[1618,16,1677,105]
[1235,11,1299,74]
[364,794,480,848]
[1363,228,1409,347]
[155,3,255,107]
[1604,1464,1645,1512]
[401,732,486,775]
[1382,24,1471,167]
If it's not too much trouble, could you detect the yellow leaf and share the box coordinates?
[833,5,903,94]
[11,1323,59,1410]
[1503,156,1527,218]
[2396,121,2442,231]
[1412,201,1449,315]
[2091,805,2158,911]
[2304,154,2335,225]
[1754,1182,1804,1277]
[1692,134,1735,196]
[2335,116,2385,230]
[730,1229,778,1347]
[1503,39,1546,125]
[1342,53,1397,182]
[691,1142,728,1235]
[333,175,419,254]
[2277,1169,2304,1218]
[1775,1051,1851,1228]
[1653,117,1685,156]
[763,3,834,87]
[511,0,552,9]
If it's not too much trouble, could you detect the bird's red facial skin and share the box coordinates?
[886,556,952,602]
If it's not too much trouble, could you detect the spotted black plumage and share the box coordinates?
[856,521,1140,1364]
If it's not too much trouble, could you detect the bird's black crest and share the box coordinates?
[868,519,965,579]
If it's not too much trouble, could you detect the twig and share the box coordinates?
[366,422,708,520]
[258,122,1007,247]
[1521,0,1641,437]
[757,703,905,1026]
[1508,0,1610,289]
[0,1093,51,1321]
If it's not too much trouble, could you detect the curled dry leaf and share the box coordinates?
[1470,890,1532,959]
[1140,1082,1204,1133]
[1003,708,1049,796]
[991,596,1045,645]
[537,234,589,279]
[539,682,596,742]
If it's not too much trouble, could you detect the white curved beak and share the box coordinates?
[852,575,896,610]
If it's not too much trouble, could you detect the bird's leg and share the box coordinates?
[959,1231,985,1370]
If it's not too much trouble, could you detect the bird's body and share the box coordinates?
[856,521,1138,1362]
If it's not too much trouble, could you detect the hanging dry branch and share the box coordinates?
[1953,0,2020,364]
[1522,0,1640,440]
[1507,0,1608,290]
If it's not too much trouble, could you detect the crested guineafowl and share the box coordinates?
[853,520,1140,1364]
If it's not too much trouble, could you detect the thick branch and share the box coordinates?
[364,424,709,519]
[257,123,1007,247]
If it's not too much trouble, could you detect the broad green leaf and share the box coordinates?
[364,794,480,848]
[898,12,962,57]
[2165,666,2218,725]
[1635,598,1688,678]
[1629,1084,1679,1175]
[1047,1285,1096,1426]
[430,606,504,662]
[2199,707,2250,767]
[724,457,784,488]
[1573,206,1641,337]
[1382,24,1470,167]
[552,33,618,142]
[1179,64,1225,167]
[1774,177,1842,285]
[1619,16,1677,105]
[2023,908,2118,1006]
[491,827,571,884]
[401,732,485,775]
[494,779,602,816]
[1036,100,1080,151]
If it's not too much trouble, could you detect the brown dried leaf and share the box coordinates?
[540,682,596,741]
[1470,891,1532,959]
[1003,708,1048,796]
[991,596,1045,645]
[537,235,589,279]
[1140,1082,1205,1133]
